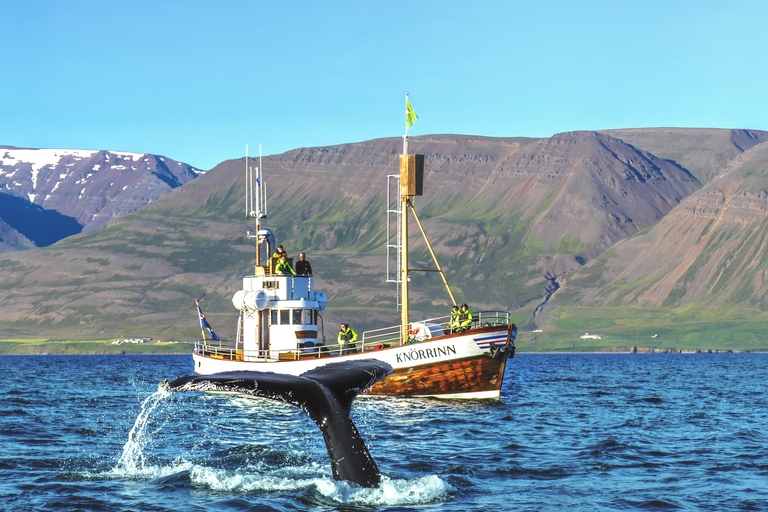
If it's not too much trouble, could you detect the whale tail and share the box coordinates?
[163,359,393,487]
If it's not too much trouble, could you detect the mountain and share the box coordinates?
[0,130,738,341]
[599,128,768,184]
[556,136,768,316]
[0,147,203,253]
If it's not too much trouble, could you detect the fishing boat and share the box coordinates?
[192,99,516,399]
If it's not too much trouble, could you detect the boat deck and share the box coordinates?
[195,310,511,362]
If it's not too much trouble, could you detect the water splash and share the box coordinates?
[114,386,171,475]
[183,463,450,506]
[93,386,451,506]
[311,474,451,506]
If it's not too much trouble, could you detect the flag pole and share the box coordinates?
[401,93,410,342]
[196,300,207,343]
[404,93,410,155]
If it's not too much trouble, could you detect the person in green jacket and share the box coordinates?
[458,303,473,332]
[275,254,296,276]
[338,323,358,354]
[450,305,460,333]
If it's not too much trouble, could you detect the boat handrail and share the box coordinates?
[361,309,510,345]
[194,337,395,362]
[193,310,510,361]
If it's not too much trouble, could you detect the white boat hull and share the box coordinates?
[193,324,515,399]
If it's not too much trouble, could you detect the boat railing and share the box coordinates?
[361,309,510,345]
[194,310,510,362]
[194,337,396,362]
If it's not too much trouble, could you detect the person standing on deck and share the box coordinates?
[338,323,358,354]
[450,305,460,333]
[296,252,313,276]
[275,254,296,275]
[270,245,288,274]
[458,304,473,332]
[273,245,287,260]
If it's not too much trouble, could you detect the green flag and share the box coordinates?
[406,97,418,129]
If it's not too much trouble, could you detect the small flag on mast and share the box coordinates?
[406,97,418,129]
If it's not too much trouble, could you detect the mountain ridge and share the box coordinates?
[0,147,203,253]
[1,128,768,343]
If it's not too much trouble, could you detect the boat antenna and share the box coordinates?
[245,144,265,220]
[245,144,267,269]
[245,144,250,217]
[260,144,267,218]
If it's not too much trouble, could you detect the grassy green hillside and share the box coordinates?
[0,338,194,355]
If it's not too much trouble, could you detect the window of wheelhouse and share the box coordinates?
[270,310,277,325]
[304,309,314,325]
[292,309,302,325]
[280,310,290,325]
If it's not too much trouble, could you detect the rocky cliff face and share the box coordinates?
[561,138,768,312]
[0,147,202,252]
[599,128,768,183]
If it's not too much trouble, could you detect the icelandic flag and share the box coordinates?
[197,303,220,340]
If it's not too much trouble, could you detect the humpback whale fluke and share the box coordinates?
[163,359,394,488]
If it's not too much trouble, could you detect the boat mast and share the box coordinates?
[396,95,457,342]
[399,93,419,341]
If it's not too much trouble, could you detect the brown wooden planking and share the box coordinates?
[364,354,504,397]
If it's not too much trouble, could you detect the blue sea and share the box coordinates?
[1,353,767,511]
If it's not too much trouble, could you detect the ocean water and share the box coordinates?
[1,353,766,511]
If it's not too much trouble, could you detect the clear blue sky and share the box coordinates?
[2,0,767,170]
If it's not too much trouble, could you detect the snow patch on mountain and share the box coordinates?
[0,146,204,253]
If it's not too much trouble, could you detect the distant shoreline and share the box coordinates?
[0,340,195,356]
[1,340,764,356]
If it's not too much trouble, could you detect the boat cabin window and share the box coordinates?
[270,309,315,325]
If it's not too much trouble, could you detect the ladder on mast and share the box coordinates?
[386,174,402,311]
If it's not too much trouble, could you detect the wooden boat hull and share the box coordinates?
[192,324,515,399]
[363,353,506,398]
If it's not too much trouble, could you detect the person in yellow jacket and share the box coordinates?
[275,254,296,275]
[458,303,473,332]
[338,323,358,354]
[273,245,287,260]
[449,305,460,333]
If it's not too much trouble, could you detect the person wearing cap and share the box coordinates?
[273,245,287,260]
[271,245,288,274]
